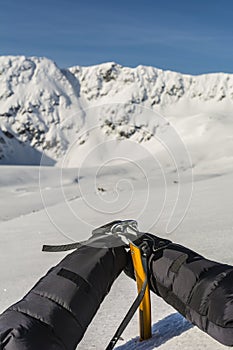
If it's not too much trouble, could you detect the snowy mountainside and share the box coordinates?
[70,62,230,105]
[1,56,233,171]
[0,56,84,164]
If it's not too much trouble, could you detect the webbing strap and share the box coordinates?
[105,276,148,350]
[42,242,84,252]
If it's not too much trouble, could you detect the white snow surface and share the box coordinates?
[0,56,233,349]
[0,165,233,350]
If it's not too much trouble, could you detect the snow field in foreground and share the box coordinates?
[0,165,232,349]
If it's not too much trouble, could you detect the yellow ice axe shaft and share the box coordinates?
[130,242,152,340]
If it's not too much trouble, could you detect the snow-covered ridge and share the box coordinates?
[0,56,233,170]
[70,61,232,104]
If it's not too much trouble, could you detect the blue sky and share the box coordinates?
[1,0,233,74]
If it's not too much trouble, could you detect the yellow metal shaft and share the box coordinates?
[130,242,152,341]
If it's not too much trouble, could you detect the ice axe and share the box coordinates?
[105,220,152,349]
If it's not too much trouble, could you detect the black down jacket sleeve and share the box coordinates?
[0,243,128,350]
[148,242,233,346]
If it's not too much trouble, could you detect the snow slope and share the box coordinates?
[0,165,232,350]
[1,56,233,174]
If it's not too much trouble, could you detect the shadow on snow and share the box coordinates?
[116,313,194,349]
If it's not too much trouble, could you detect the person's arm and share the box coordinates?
[0,235,127,349]
[127,232,233,346]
